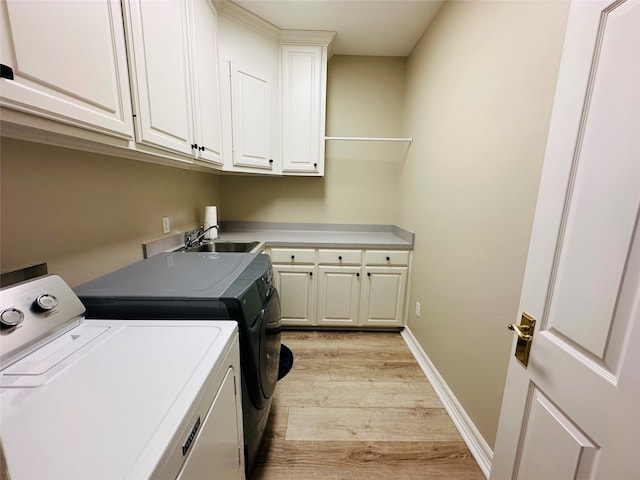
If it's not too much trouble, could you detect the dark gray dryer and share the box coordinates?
[74,252,281,474]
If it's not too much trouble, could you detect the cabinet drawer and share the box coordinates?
[317,249,362,265]
[364,250,410,266]
[270,248,316,264]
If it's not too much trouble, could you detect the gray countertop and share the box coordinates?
[218,222,414,250]
[143,222,414,258]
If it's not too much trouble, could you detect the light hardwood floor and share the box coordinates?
[250,330,485,479]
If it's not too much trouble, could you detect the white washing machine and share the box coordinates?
[0,274,245,480]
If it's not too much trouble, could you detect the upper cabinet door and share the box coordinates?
[124,0,194,157]
[230,63,273,170]
[0,0,134,139]
[190,0,223,166]
[281,45,325,175]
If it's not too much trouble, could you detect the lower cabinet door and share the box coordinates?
[273,264,316,326]
[316,266,361,327]
[360,267,408,327]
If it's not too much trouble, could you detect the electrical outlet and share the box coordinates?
[162,216,170,234]
[415,301,421,318]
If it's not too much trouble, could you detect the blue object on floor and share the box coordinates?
[278,344,293,381]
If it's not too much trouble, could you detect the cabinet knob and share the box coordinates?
[367,272,371,277]
[386,256,391,261]
[338,256,342,261]
[313,163,318,168]
[199,145,205,151]
[356,272,360,277]
[269,159,274,164]
[291,255,295,260]
[1,64,14,80]
[191,143,198,149]
[309,272,313,277]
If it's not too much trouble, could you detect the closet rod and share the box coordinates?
[325,136,413,143]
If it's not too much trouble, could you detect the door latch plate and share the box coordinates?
[509,312,536,367]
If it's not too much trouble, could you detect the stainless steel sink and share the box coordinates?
[178,241,261,253]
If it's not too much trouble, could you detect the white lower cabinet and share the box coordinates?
[317,266,361,327]
[359,250,410,327]
[360,266,408,327]
[272,264,316,327]
[270,247,410,328]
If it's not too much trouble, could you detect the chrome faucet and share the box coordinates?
[184,225,218,249]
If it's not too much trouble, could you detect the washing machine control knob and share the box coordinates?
[34,294,58,311]
[1,308,24,327]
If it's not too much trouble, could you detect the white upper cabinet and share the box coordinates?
[280,33,333,176]
[216,5,334,176]
[1,0,333,176]
[124,0,193,157]
[216,7,281,174]
[0,0,134,139]
[190,0,224,166]
[229,62,273,169]
[124,0,223,164]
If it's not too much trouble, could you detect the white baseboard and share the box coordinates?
[401,327,493,478]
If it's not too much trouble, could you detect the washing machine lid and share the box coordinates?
[1,319,237,480]
[75,252,258,300]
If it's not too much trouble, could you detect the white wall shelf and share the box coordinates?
[325,136,413,143]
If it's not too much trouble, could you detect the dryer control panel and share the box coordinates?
[0,275,85,370]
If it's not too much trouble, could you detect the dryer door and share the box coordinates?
[259,289,281,400]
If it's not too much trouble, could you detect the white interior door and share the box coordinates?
[491,1,640,479]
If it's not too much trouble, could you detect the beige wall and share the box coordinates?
[399,0,570,448]
[220,55,406,224]
[0,56,404,287]
[0,138,221,286]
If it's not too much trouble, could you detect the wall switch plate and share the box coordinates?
[162,216,170,234]
[415,301,421,318]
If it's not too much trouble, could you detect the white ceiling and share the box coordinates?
[231,0,444,56]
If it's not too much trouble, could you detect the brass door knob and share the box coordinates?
[507,323,532,341]
[508,313,536,367]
